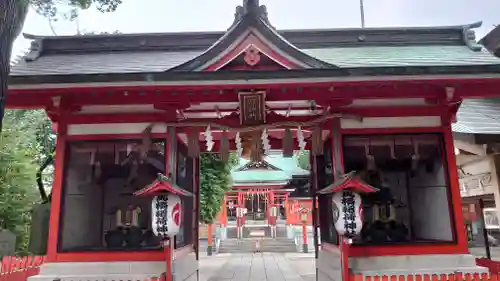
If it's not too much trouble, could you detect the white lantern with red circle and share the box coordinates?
[318,171,378,239]
[332,191,363,237]
[152,194,182,237]
[134,173,192,239]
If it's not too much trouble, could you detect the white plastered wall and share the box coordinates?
[66,116,442,136]
[67,123,167,135]
[341,116,441,129]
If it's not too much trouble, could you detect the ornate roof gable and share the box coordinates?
[234,159,283,172]
[170,0,336,71]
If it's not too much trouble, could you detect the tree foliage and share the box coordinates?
[199,153,237,224]
[296,150,310,170]
[0,109,53,254]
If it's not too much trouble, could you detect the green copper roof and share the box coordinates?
[231,152,310,185]
[303,46,500,67]
[453,99,500,134]
[231,170,291,184]
[266,155,309,176]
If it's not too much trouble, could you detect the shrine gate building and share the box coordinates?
[218,152,313,239]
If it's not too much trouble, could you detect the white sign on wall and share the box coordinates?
[484,208,500,230]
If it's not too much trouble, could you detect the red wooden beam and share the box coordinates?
[10,79,500,110]
[7,83,450,107]
[63,105,443,126]
[10,76,498,97]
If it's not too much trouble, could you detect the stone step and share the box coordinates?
[219,238,297,253]
[219,247,297,253]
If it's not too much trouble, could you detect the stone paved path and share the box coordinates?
[199,253,316,281]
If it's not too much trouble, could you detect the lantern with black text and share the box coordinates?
[332,191,363,237]
[134,173,193,238]
[318,171,378,238]
[151,194,182,237]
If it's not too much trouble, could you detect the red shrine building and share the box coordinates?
[218,152,313,240]
[8,0,500,280]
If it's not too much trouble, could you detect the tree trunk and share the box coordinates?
[0,0,28,133]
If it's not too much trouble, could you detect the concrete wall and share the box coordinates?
[173,251,198,281]
[349,254,486,276]
[409,159,453,241]
[29,261,165,281]
[317,248,341,281]
[60,149,103,250]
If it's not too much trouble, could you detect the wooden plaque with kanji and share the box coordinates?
[238,91,266,126]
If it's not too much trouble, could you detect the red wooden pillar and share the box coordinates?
[224,195,228,226]
[300,209,309,253]
[285,194,290,225]
[237,191,243,238]
[442,115,469,253]
[193,153,200,261]
[164,126,177,281]
[46,120,67,262]
[340,237,350,281]
[207,224,213,256]
[268,190,275,225]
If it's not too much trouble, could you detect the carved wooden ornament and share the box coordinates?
[244,45,261,66]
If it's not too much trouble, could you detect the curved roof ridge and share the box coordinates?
[22,21,483,41]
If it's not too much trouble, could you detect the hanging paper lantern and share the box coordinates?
[332,191,363,237]
[151,194,182,237]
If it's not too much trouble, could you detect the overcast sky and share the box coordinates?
[12,0,500,57]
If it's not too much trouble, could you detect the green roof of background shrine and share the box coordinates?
[231,151,309,186]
